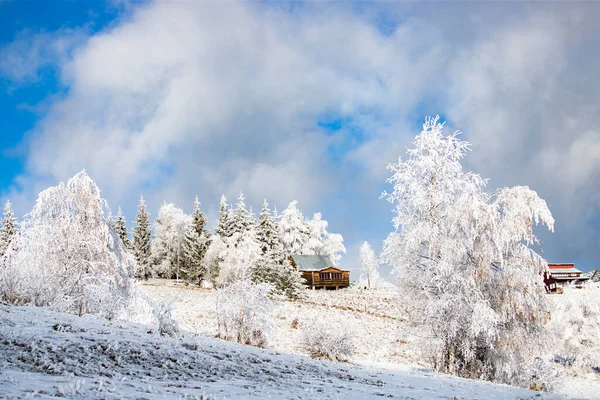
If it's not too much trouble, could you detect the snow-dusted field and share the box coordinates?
[140,281,419,366]
[0,303,571,400]
[138,281,600,400]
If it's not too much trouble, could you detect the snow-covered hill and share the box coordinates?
[0,304,569,400]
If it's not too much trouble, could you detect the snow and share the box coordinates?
[0,302,570,399]
[381,116,555,385]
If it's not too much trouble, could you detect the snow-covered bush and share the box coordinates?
[547,284,600,374]
[148,297,181,338]
[216,279,273,348]
[381,117,554,386]
[0,171,134,318]
[302,317,355,361]
[526,357,561,392]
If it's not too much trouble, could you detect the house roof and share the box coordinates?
[548,263,575,269]
[549,268,583,274]
[290,255,340,271]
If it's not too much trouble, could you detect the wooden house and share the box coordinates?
[544,263,591,293]
[289,255,350,290]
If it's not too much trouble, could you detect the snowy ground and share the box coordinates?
[0,303,573,400]
[140,281,419,366]
[138,281,600,400]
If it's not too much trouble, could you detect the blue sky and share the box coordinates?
[1,0,599,273]
[0,0,122,189]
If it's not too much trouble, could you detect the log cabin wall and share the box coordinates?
[305,269,349,289]
[290,255,350,289]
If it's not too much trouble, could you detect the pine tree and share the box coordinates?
[256,200,280,256]
[254,199,304,298]
[230,192,252,241]
[113,207,131,249]
[190,196,207,236]
[253,200,279,285]
[215,195,232,239]
[0,200,18,257]
[182,197,211,283]
[273,258,306,299]
[133,196,152,280]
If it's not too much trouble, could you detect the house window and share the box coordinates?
[319,272,342,280]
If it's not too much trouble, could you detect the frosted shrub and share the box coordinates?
[148,297,180,338]
[526,357,560,392]
[382,117,554,386]
[303,318,355,361]
[216,280,273,348]
[547,284,600,374]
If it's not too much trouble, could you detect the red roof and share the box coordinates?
[548,263,575,269]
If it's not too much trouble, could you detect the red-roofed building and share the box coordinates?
[544,263,591,293]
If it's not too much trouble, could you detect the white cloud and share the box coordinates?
[3,0,600,270]
[0,28,86,84]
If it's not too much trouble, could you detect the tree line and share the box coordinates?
[0,180,346,303]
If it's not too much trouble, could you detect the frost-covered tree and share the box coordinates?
[133,196,152,280]
[230,193,253,241]
[248,206,256,225]
[0,200,18,257]
[273,258,306,299]
[152,203,191,280]
[381,116,555,386]
[203,236,226,284]
[182,197,211,283]
[303,213,328,255]
[216,229,262,286]
[254,199,305,298]
[298,211,346,266]
[0,171,134,317]
[253,200,279,285]
[256,200,280,257]
[322,232,346,267]
[359,241,381,290]
[215,195,233,239]
[113,207,131,249]
[279,201,310,256]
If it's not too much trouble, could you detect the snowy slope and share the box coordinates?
[0,304,572,400]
